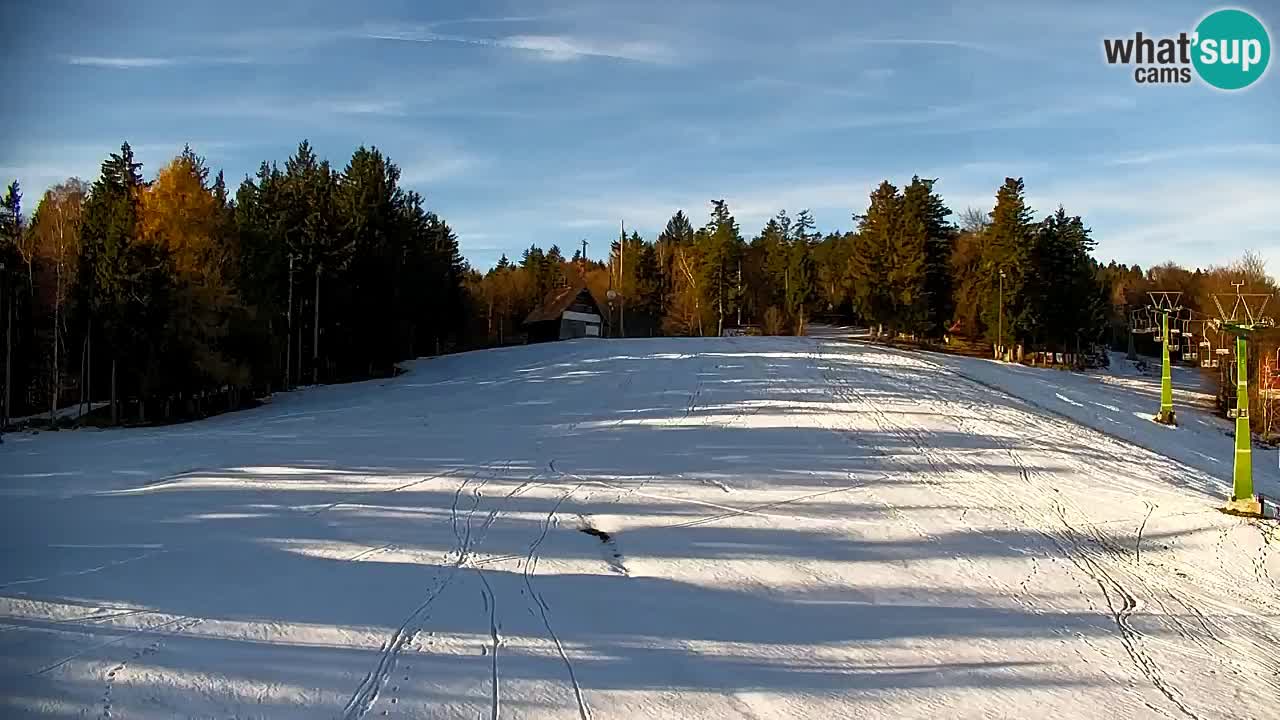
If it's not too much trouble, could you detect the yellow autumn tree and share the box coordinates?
[139,148,246,412]
[30,179,89,417]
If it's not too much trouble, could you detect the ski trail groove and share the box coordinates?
[341,462,498,720]
[533,461,592,720]
[477,568,501,720]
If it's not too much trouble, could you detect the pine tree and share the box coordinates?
[753,214,789,315]
[981,177,1035,351]
[633,240,663,333]
[850,181,900,335]
[1032,207,1104,355]
[785,210,818,334]
[81,142,151,423]
[338,146,406,374]
[902,177,954,338]
[812,231,854,315]
[698,200,743,336]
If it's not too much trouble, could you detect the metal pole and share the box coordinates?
[998,271,1004,361]
[620,221,626,339]
[312,263,320,386]
[1156,311,1176,424]
[1233,334,1253,501]
[285,254,293,391]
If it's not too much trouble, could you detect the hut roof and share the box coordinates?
[523,278,605,325]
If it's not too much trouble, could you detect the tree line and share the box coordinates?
[1,149,1272,427]
[474,176,1120,354]
[0,141,466,425]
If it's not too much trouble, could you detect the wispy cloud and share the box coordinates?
[66,54,252,69]
[187,95,409,122]
[432,16,548,28]
[363,27,675,64]
[400,150,485,185]
[1031,170,1280,264]
[1105,144,1280,166]
[833,37,1004,56]
[325,100,406,116]
[67,56,176,68]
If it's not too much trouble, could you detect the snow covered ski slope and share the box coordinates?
[1,336,1277,719]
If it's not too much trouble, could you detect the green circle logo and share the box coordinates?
[1193,9,1271,90]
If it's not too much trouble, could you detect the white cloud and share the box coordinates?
[399,151,483,185]
[1105,144,1280,166]
[326,100,406,116]
[860,68,896,81]
[66,55,253,69]
[504,35,673,64]
[1031,170,1280,266]
[363,27,675,64]
[829,36,1006,57]
[187,95,409,122]
[67,56,176,68]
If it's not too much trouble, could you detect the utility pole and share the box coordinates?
[285,254,294,392]
[997,269,1006,360]
[580,238,589,263]
[1212,281,1274,517]
[313,263,321,386]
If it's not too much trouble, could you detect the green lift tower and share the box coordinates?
[1212,282,1274,517]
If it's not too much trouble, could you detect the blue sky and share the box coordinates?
[4,0,1278,270]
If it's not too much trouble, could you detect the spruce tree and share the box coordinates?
[698,200,743,336]
[851,181,900,334]
[786,210,818,334]
[81,142,150,423]
[902,177,955,338]
[981,178,1035,350]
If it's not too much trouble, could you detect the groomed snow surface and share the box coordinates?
[2,333,1277,719]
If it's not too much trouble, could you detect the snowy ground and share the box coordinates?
[1,335,1277,719]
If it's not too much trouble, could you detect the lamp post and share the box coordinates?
[997,269,1006,361]
[285,254,294,392]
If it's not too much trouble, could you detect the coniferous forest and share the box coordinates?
[0,141,1272,426]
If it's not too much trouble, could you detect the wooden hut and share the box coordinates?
[523,279,606,343]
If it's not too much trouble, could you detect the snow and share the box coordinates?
[1,335,1277,719]
[6,402,108,428]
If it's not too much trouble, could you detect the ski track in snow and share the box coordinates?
[2,333,1278,719]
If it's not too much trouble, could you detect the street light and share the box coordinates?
[285,254,294,392]
[998,269,1006,361]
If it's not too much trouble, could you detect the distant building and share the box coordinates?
[523,279,606,342]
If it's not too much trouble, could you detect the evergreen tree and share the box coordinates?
[786,210,818,334]
[1030,207,1104,354]
[338,145,405,374]
[902,177,954,338]
[752,215,789,316]
[981,177,1035,350]
[698,200,744,336]
[850,182,900,334]
[81,142,153,423]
